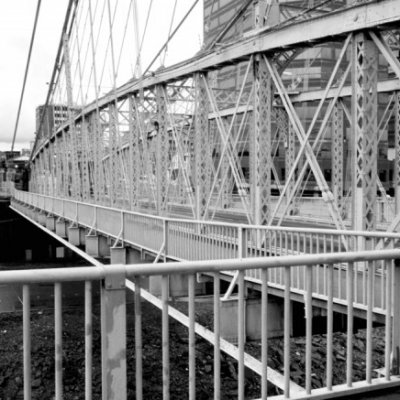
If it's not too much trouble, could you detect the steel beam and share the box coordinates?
[251,55,272,225]
[128,95,140,210]
[156,85,169,215]
[351,32,378,231]
[332,103,344,216]
[194,73,210,220]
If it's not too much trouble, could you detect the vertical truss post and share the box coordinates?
[251,55,272,225]
[37,155,43,194]
[129,95,140,210]
[108,103,119,207]
[63,33,81,201]
[81,118,90,202]
[221,119,231,208]
[61,133,69,197]
[50,143,56,196]
[91,114,101,205]
[54,139,62,198]
[332,102,344,216]
[351,32,378,232]
[395,92,400,214]
[194,73,210,220]
[43,146,51,196]
[284,111,296,211]
[156,85,169,215]
[29,161,36,193]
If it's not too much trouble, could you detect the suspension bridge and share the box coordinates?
[5,0,400,398]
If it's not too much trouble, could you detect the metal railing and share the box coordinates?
[12,190,400,315]
[1,250,400,399]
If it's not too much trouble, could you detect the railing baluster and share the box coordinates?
[385,260,393,381]
[55,282,63,400]
[238,270,245,400]
[346,262,354,387]
[305,264,313,395]
[366,260,374,383]
[23,284,31,400]
[85,281,93,400]
[213,273,221,400]
[188,274,196,400]
[284,266,291,398]
[261,267,268,400]
[327,265,333,391]
[135,277,143,400]
[162,275,170,400]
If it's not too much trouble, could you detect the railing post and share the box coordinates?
[393,258,400,374]
[101,265,127,400]
[163,219,169,262]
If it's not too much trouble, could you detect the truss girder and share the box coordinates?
[251,55,272,225]
[352,33,378,231]
[332,103,344,216]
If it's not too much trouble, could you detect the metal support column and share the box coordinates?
[285,111,296,211]
[108,103,119,207]
[332,102,344,216]
[251,55,272,225]
[129,95,140,210]
[351,32,378,231]
[81,118,90,202]
[194,73,210,220]
[156,85,168,215]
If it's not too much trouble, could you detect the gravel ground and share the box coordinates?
[0,298,390,399]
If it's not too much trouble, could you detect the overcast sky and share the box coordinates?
[0,0,203,152]
[0,1,69,151]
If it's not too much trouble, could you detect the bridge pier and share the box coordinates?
[68,226,86,247]
[220,295,286,342]
[110,247,127,264]
[55,219,68,238]
[85,234,110,258]
[149,274,206,298]
[37,211,47,226]
[46,215,56,231]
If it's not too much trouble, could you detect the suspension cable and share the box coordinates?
[11,0,42,152]
[134,0,153,78]
[142,0,200,76]
[162,0,178,66]
[30,0,79,162]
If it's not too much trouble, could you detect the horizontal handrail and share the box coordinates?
[0,248,399,284]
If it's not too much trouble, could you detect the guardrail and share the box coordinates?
[12,190,400,314]
[1,250,400,399]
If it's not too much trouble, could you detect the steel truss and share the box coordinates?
[28,0,400,232]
